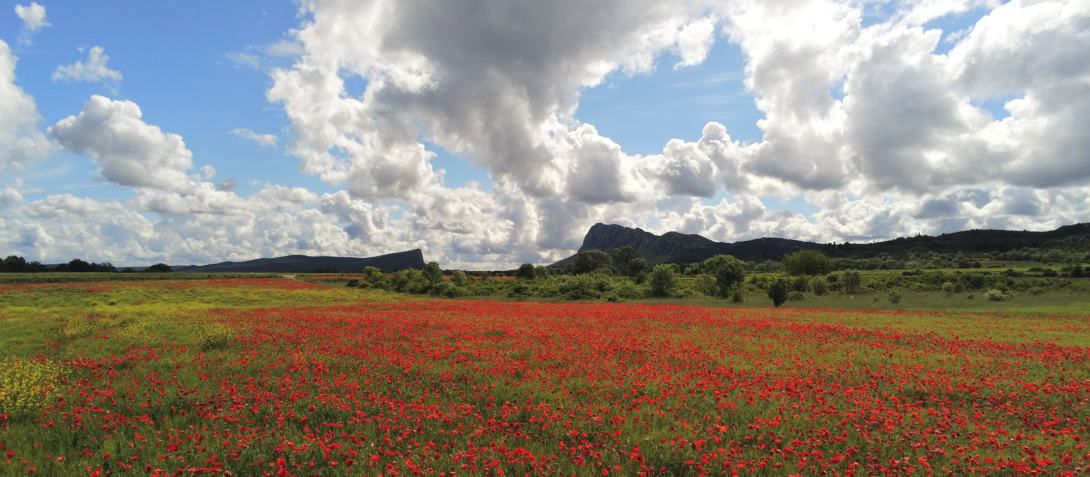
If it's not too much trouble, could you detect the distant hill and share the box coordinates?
[551,223,823,267]
[552,222,1090,267]
[830,223,1090,257]
[173,249,426,273]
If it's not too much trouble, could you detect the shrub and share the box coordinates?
[787,291,805,302]
[888,289,902,304]
[694,274,718,297]
[450,270,469,286]
[1071,264,1085,278]
[841,270,862,294]
[729,285,745,303]
[811,277,828,296]
[941,282,956,296]
[507,283,533,298]
[768,277,790,307]
[649,264,680,298]
[559,275,603,301]
[985,289,1010,301]
[791,275,810,292]
[346,279,360,287]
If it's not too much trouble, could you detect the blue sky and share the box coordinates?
[1,0,1087,267]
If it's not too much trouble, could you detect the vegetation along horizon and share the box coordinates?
[1,243,1088,476]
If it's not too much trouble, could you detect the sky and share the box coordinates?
[1,0,1088,268]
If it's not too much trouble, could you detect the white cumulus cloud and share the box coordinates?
[230,128,278,147]
[49,96,193,191]
[52,47,123,84]
[0,40,51,174]
[14,2,48,45]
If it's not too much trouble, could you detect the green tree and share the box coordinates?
[701,255,747,298]
[783,250,834,276]
[67,258,91,273]
[146,263,172,273]
[516,263,536,280]
[768,277,790,307]
[573,250,613,275]
[422,262,444,284]
[3,255,28,273]
[610,246,646,277]
[649,264,679,298]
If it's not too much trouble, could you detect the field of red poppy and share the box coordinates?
[1,278,1088,476]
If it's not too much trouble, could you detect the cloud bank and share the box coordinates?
[2,0,1089,267]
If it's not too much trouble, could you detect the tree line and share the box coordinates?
[0,256,172,273]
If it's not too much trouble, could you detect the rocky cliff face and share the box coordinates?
[554,223,825,266]
[577,223,659,255]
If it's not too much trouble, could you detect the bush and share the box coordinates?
[507,283,533,298]
[558,275,601,301]
[787,291,805,302]
[1071,264,1085,278]
[841,270,862,294]
[791,275,810,292]
[450,270,469,286]
[768,277,790,307]
[694,274,717,297]
[649,264,680,298]
[346,279,360,287]
[888,289,902,304]
[811,277,828,296]
[985,289,1010,301]
[941,282,956,296]
[729,285,745,303]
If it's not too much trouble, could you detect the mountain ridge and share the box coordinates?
[172,249,426,273]
[551,222,1090,267]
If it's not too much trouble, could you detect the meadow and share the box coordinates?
[0,277,1088,476]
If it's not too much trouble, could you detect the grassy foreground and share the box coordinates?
[0,278,1088,476]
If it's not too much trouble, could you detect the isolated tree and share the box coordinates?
[573,250,613,275]
[516,263,536,280]
[767,277,790,307]
[147,263,172,273]
[701,255,747,298]
[422,262,444,284]
[783,250,834,276]
[649,264,679,298]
